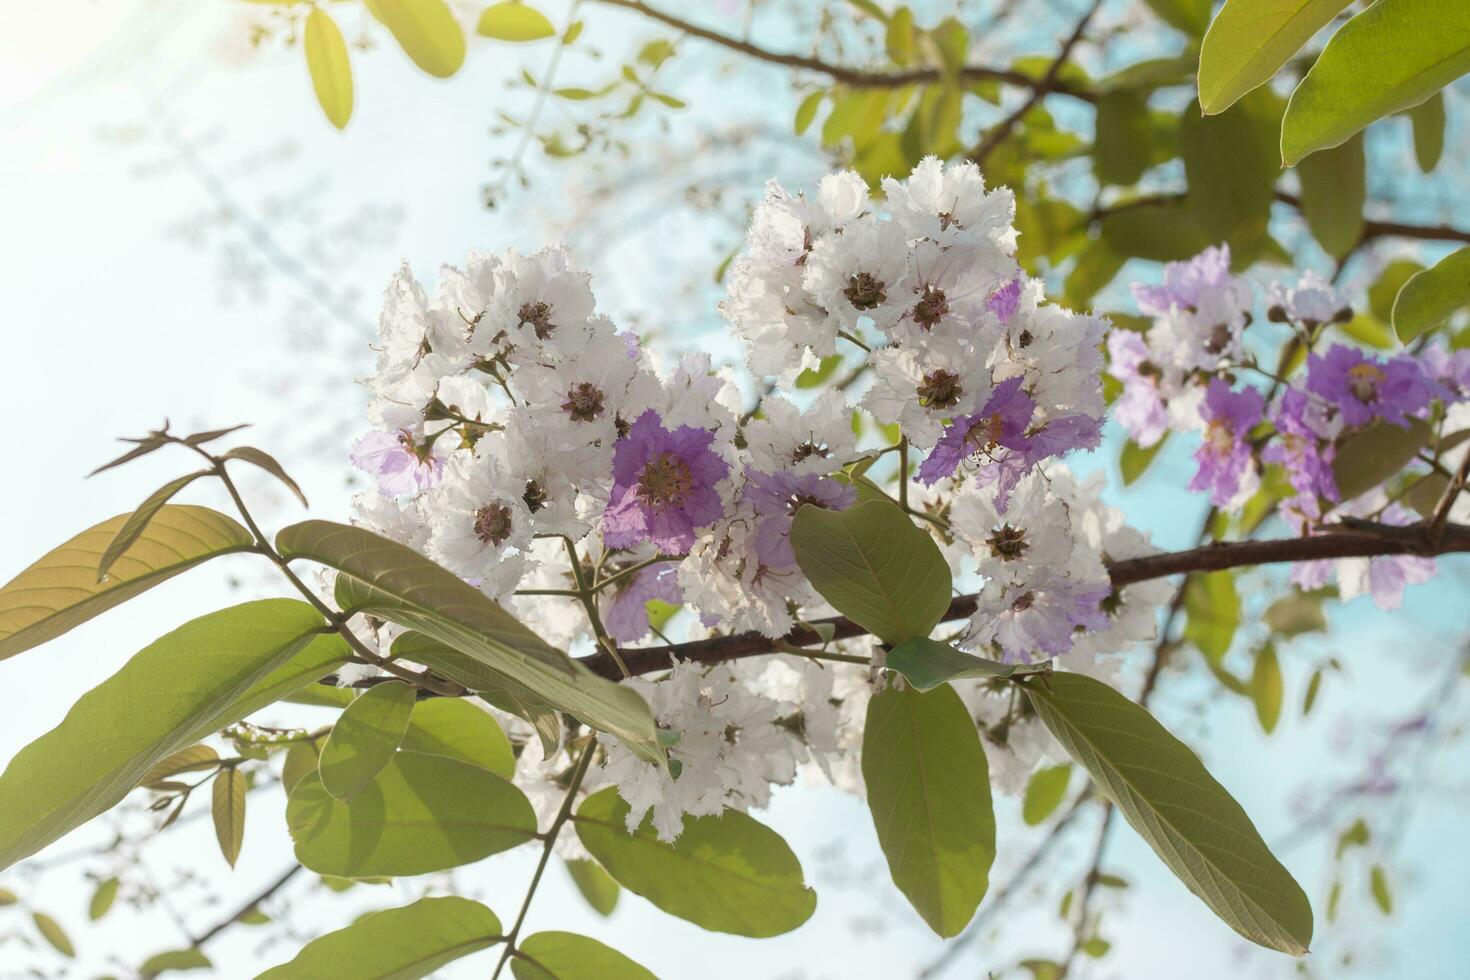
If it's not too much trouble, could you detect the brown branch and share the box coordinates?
[591,0,1095,102]
[1272,191,1470,246]
[189,863,302,948]
[581,519,1470,679]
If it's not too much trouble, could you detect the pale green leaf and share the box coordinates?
[1184,570,1240,663]
[1302,668,1324,715]
[211,768,247,868]
[140,947,211,977]
[89,876,119,920]
[1198,0,1352,114]
[220,446,309,508]
[1281,0,1470,165]
[1120,435,1167,486]
[97,472,213,582]
[1370,259,1425,322]
[0,599,347,871]
[1022,764,1073,826]
[1296,132,1364,258]
[1024,673,1313,954]
[281,740,322,796]
[258,896,502,979]
[564,859,619,917]
[1093,90,1153,185]
[140,744,220,788]
[318,681,416,801]
[510,932,655,980]
[287,751,536,877]
[304,8,353,129]
[574,787,816,938]
[477,2,556,42]
[1331,417,1432,501]
[399,697,514,778]
[1251,644,1284,734]
[863,684,995,937]
[1392,247,1470,342]
[885,7,915,66]
[793,90,824,136]
[1369,864,1393,915]
[886,636,1046,693]
[369,0,466,78]
[1409,91,1445,172]
[791,500,952,646]
[1143,0,1211,37]
[1263,592,1326,637]
[33,911,74,957]
[1182,91,1283,247]
[0,505,253,661]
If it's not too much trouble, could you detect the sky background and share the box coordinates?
[1,1,1468,977]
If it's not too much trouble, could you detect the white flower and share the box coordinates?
[881,156,1018,252]
[1268,271,1348,327]
[882,239,1014,348]
[993,293,1108,421]
[950,474,1077,588]
[424,451,534,599]
[511,326,657,446]
[742,391,856,476]
[802,215,910,334]
[490,246,598,365]
[862,334,993,448]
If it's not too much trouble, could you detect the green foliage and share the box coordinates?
[1093,90,1154,186]
[139,947,211,977]
[1263,591,1327,638]
[319,681,417,801]
[478,2,556,42]
[287,752,536,877]
[88,877,119,921]
[369,0,467,78]
[1409,92,1445,171]
[509,932,656,980]
[1181,91,1283,250]
[1119,436,1166,486]
[32,911,74,957]
[399,697,515,778]
[305,8,353,129]
[1392,247,1470,342]
[257,896,503,979]
[1184,571,1240,663]
[1100,200,1212,261]
[211,767,248,868]
[282,740,322,796]
[1296,133,1365,258]
[1142,0,1212,37]
[574,787,816,938]
[1281,0,1470,165]
[1369,864,1394,915]
[98,472,213,582]
[1332,417,1432,502]
[1023,673,1313,955]
[564,858,620,917]
[0,505,253,661]
[863,684,995,937]
[1198,0,1352,114]
[0,599,346,871]
[885,636,1045,692]
[1251,644,1284,735]
[220,446,309,508]
[791,500,952,646]
[277,521,661,764]
[1022,764,1073,826]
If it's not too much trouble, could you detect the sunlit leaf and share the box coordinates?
[220,446,309,507]
[1142,0,1211,37]
[510,932,656,980]
[369,0,466,78]
[318,681,416,801]
[1296,133,1364,258]
[1392,247,1470,342]
[1197,0,1352,114]
[477,2,556,42]
[89,876,119,920]
[1120,435,1167,486]
[400,696,515,778]
[565,859,620,917]
[1369,864,1393,915]
[1023,764,1073,826]
[1409,91,1445,172]
[211,767,247,868]
[97,472,214,582]
[886,636,1046,692]
[141,744,221,788]
[304,7,353,129]
[1184,571,1240,663]
[140,948,211,978]
[1251,644,1284,734]
[33,911,74,957]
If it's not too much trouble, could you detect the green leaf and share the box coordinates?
[304,7,353,129]
[1100,200,1213,262]
[1181,91,1282,247]
[282,740,322,796]
[1263,592,1326,637]
[1369,864,1393,915]
[140,947,211,977]
[1281,0,1470,165]
[863,684,994,936]
[1023,673,1313,955]
[287,751,536,877]
[1120,435,1167,486]
[795,353,842,389]
[1022,764,1073,826]
[565,859,620,917]
[1393,247,1470,342]
[791,500,952,646]
[1093,90,1153,186]
[33,911,74,957]
[276,522,660,765]
[793,90,824,136]
[1197,0,1352,114]
[477,2,556,41]
[89,876,119,920]
[1409,91,1445,172]
[1405,471,1450,519]
[0,886,16,905]
[212,767,247,868]
[1296,133,1364,258]
[1251,644,1284,734]
[1370,259,1425,322]
[886,636,1046,693]
[510,932,656,980]
[1336,816,1370,858]
[220,446,309,508]
[1064,238,1125,307]
[0,599,347,871]
[1184,571,1240,664]
[318,681,416,801]
[885,7,915,65]
[97,471,213,582]
[369,0,466,78]
[140,744,221,787]
[258,896,502,979]
[574,786,816,938]
[1143,0,1211,37]
[1332,417,1432,501]
[1302,668,1324,715]
[400,697,514,778]
[0,505,253,661]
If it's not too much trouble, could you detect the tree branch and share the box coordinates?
[189,863,302,948]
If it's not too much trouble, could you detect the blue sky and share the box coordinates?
[2,2,1468,977]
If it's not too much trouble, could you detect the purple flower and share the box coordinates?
[918,377,1035,485]
[1189,380,1264,507]
[1107,331,1168,447]
[1131,245,1233,316]
[742,469,856,570]
[1421,342,1470,402]
[1305,344,1436,429]
[987,278,1022,322]
[604,564,683,643]
[351,428,444,496]
[984,576,1110,662]
[1291,505,1435,610]
[1263,387,1339,501]
[602,410,731,553]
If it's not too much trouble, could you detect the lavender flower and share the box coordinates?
[1131,244,1234,317]
[742,469,856,570]
[986,278,1022,322]
[603,411,730,553]
[350,428,445,496]
[977,574,1110,662]
[918,377,1035,486]
[1189,380,1264,508]
[1106,331,1168,448]
[1305,344,1436,429]
[1262,387,1339,501]
[604,564,683,643]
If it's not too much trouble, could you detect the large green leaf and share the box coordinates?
[1331,417,1433,501]
[318,681,416,801]
[1296,133,1364,258]
[0,505,253,661]
[304,7,353,129]
[0,599,347,870]
[862,684,995,937]
[564,859,620,917]
[368,0,466,78]
[509,932,656,980]
[1101,200,1213,261]
[477,1,556,41]
[257,896,502,979]
[1181,92,1282,247]
[886,636,1044,692]
[97,472,213,582]
[1093,90,1153,186]
[1198,0,1353,114]
[790,500,951,646]
[1143,0,1211,37]
[1023,673,1313,954]
[574,787,816,938]
[399,697,515,778]
[1281,0,1470,165]
[1392,247,1470,342]
[287,751,536,877]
